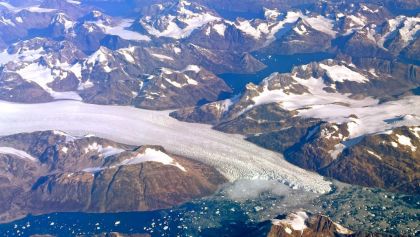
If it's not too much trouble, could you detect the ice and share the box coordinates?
[142,10,219,39]
[235,20,264,39]
[83,148,186,173]
[0,48,44,65]
[0,100,332,193]
[120,148,186,172]
[0,16,14,26]
[264,8,280,21]
[379,16,420,48]
[0,147,37,162]
[272,211,308,230]
[117,48,136,63]
[396,134,416,151]
[212,23,226,36]
[366,150,382,160]
[165,78,182,88]
[319,64,369,83]
[84,142,125,157]
[95,19,151,41]
[150,53,174,61]
[304,15,336,37]
[249,74,420,139]
[15,62,82,100]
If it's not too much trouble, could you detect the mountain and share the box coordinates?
[266,211,389,237]
[0,131,226,223]
[171,58,420,194]
[0,0,419,234]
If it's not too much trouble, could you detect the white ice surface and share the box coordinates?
[15,62,82,100]
[0,48,44,65]
[250,75,420,139]
[0,100,331,193]
[272,211,308,231]
[95,19,151,41]
[0,146,37,162]
[120,148,186,172]
[319,64,368,83]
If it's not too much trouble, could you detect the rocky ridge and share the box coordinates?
[0,130,227,223]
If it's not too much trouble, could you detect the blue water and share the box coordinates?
[218,52,335,95]
[0,200,268,237]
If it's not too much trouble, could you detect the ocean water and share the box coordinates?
[0,197,283,237]
[0,182,419,236]
[0,181,320,237]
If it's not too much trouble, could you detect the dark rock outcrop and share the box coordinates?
[0,131,227,223]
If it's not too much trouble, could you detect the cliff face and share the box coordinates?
[0,131,227,223]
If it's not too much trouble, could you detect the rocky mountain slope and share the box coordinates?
[266,211,389,237]
[0,0,419,234]
[172,58,420,194]
[0,0,418,108]
[0,130,226,223]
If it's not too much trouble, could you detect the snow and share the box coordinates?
[212,23,226,36]
[379,16,420,48]
[304,15,336,37]
[141,7,220,39]
[117,48,136,63]
[272,211,308,231]
[173,47,181,54]
[267,11,302,41]
[0,100,332,193]
[395,134,416,151]
[294,24,307,35]
[185,76,198,85]
[85,47,115,72]
[348,15,366,27]
[182,65,201,73]
[15,62,82,100]
[247,73,420,139]
[397,17,420,43]
[95,19,150,41]
[335,223,353,235]
[0,48,44,65]
[165,78,182,88]
[83,148,186,173]
[61,147,68,154]
[150,53,174,61]
[84,142,125,157]
[264,8,280,21]
[329,143,346,159]
[15,16,23,23]
[120,148,186,172]
[319,64,369,83]
[235,20,263,39]
[0,16,14,26]
[410,127,420,139]
[0,147,37,162]
[366,149,382,160]
[360,4,379,13]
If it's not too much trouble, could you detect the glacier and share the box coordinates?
[0,100,331,193]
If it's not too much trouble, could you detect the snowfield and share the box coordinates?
[0,100,331,193]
